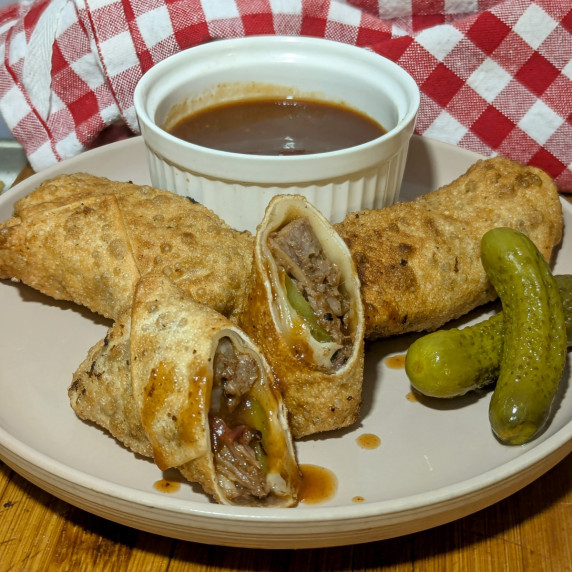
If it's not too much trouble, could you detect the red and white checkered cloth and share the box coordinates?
[0,0,571,192]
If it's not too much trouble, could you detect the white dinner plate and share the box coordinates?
[0,136,570,549]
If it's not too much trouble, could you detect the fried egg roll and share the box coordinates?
[69,274,300,507]
[335,157,564,339]
[0,173,253,321]
[240,195,365,439]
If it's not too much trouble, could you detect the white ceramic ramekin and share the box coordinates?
[134,36,420,233]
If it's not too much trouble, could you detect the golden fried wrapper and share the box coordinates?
[69,316,152,458]
[70,274,300,507]
[335,157,564,339]
[1,173,253,320]
[239,195,365,439]
[0,194,141,320]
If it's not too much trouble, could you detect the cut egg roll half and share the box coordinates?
[240,195,365,438]
[70,274,300,507]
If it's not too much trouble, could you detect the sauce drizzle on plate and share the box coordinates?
[298,464,337,504]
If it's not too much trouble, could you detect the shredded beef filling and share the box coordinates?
[210,338,270,502]
[268,217,352,369]
[213,337,260,412]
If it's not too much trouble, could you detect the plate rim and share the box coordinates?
[0,402,570,524]
[0,135,570,546]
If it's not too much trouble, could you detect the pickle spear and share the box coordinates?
[481,228,567,445]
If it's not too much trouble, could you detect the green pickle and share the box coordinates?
[482,228,566,445]
[559,274,572,343]
[405,275,572,399]
[405,313,504,398]
[406,229,568,446]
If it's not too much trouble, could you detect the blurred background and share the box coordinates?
[0,0,30,192]
[0,0,13,139]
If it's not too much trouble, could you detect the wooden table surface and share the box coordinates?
[0,185,570,572]
[0,454,570,571]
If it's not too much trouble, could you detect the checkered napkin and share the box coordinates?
[0,0,571,192]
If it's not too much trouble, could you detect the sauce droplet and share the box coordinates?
[153,478,181,494]
[386,353,406,369]
[298,464,337,504]
[352,496,365,503]
[356,433,381,449]
[406,391,419,402]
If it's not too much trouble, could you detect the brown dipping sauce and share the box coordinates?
[167,98,386,155]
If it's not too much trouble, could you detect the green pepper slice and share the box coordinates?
[284,274,332,343]
[233,396,270,472]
